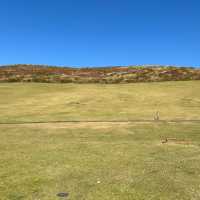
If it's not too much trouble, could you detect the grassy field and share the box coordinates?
[1,122,200,200]
[1,81,200,200]
[1,81,200,122]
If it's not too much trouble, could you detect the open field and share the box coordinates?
[1,81,200,199]
[1,81,200,123]
[1,122,200,200]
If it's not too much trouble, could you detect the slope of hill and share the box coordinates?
[0,64,200,83]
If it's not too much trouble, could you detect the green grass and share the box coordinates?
[0,81,200,122]
[1,81,200,199]
[1,123,200,200]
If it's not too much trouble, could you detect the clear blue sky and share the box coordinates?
[0,0,199,67]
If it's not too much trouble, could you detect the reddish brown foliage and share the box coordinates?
[0,64,200,83]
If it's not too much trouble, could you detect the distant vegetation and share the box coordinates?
[0,64,200,83]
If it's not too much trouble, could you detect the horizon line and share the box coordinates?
[0,63,199,68]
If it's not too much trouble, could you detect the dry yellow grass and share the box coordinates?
[0,81,200,123]
[1,81,200,199]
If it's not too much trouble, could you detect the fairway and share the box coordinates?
[1,81,200,123]
[1,81,200,200]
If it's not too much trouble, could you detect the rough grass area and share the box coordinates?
[1,81,200,200]
[0,81,200,123]
[1,123,200,200]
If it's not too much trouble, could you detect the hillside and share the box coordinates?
[0,64,200,83]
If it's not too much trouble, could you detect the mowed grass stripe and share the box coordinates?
[1,119,200,125]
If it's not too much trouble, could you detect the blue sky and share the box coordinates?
[0,0,199,67]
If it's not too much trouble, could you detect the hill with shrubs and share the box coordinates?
[0,64,200,83]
